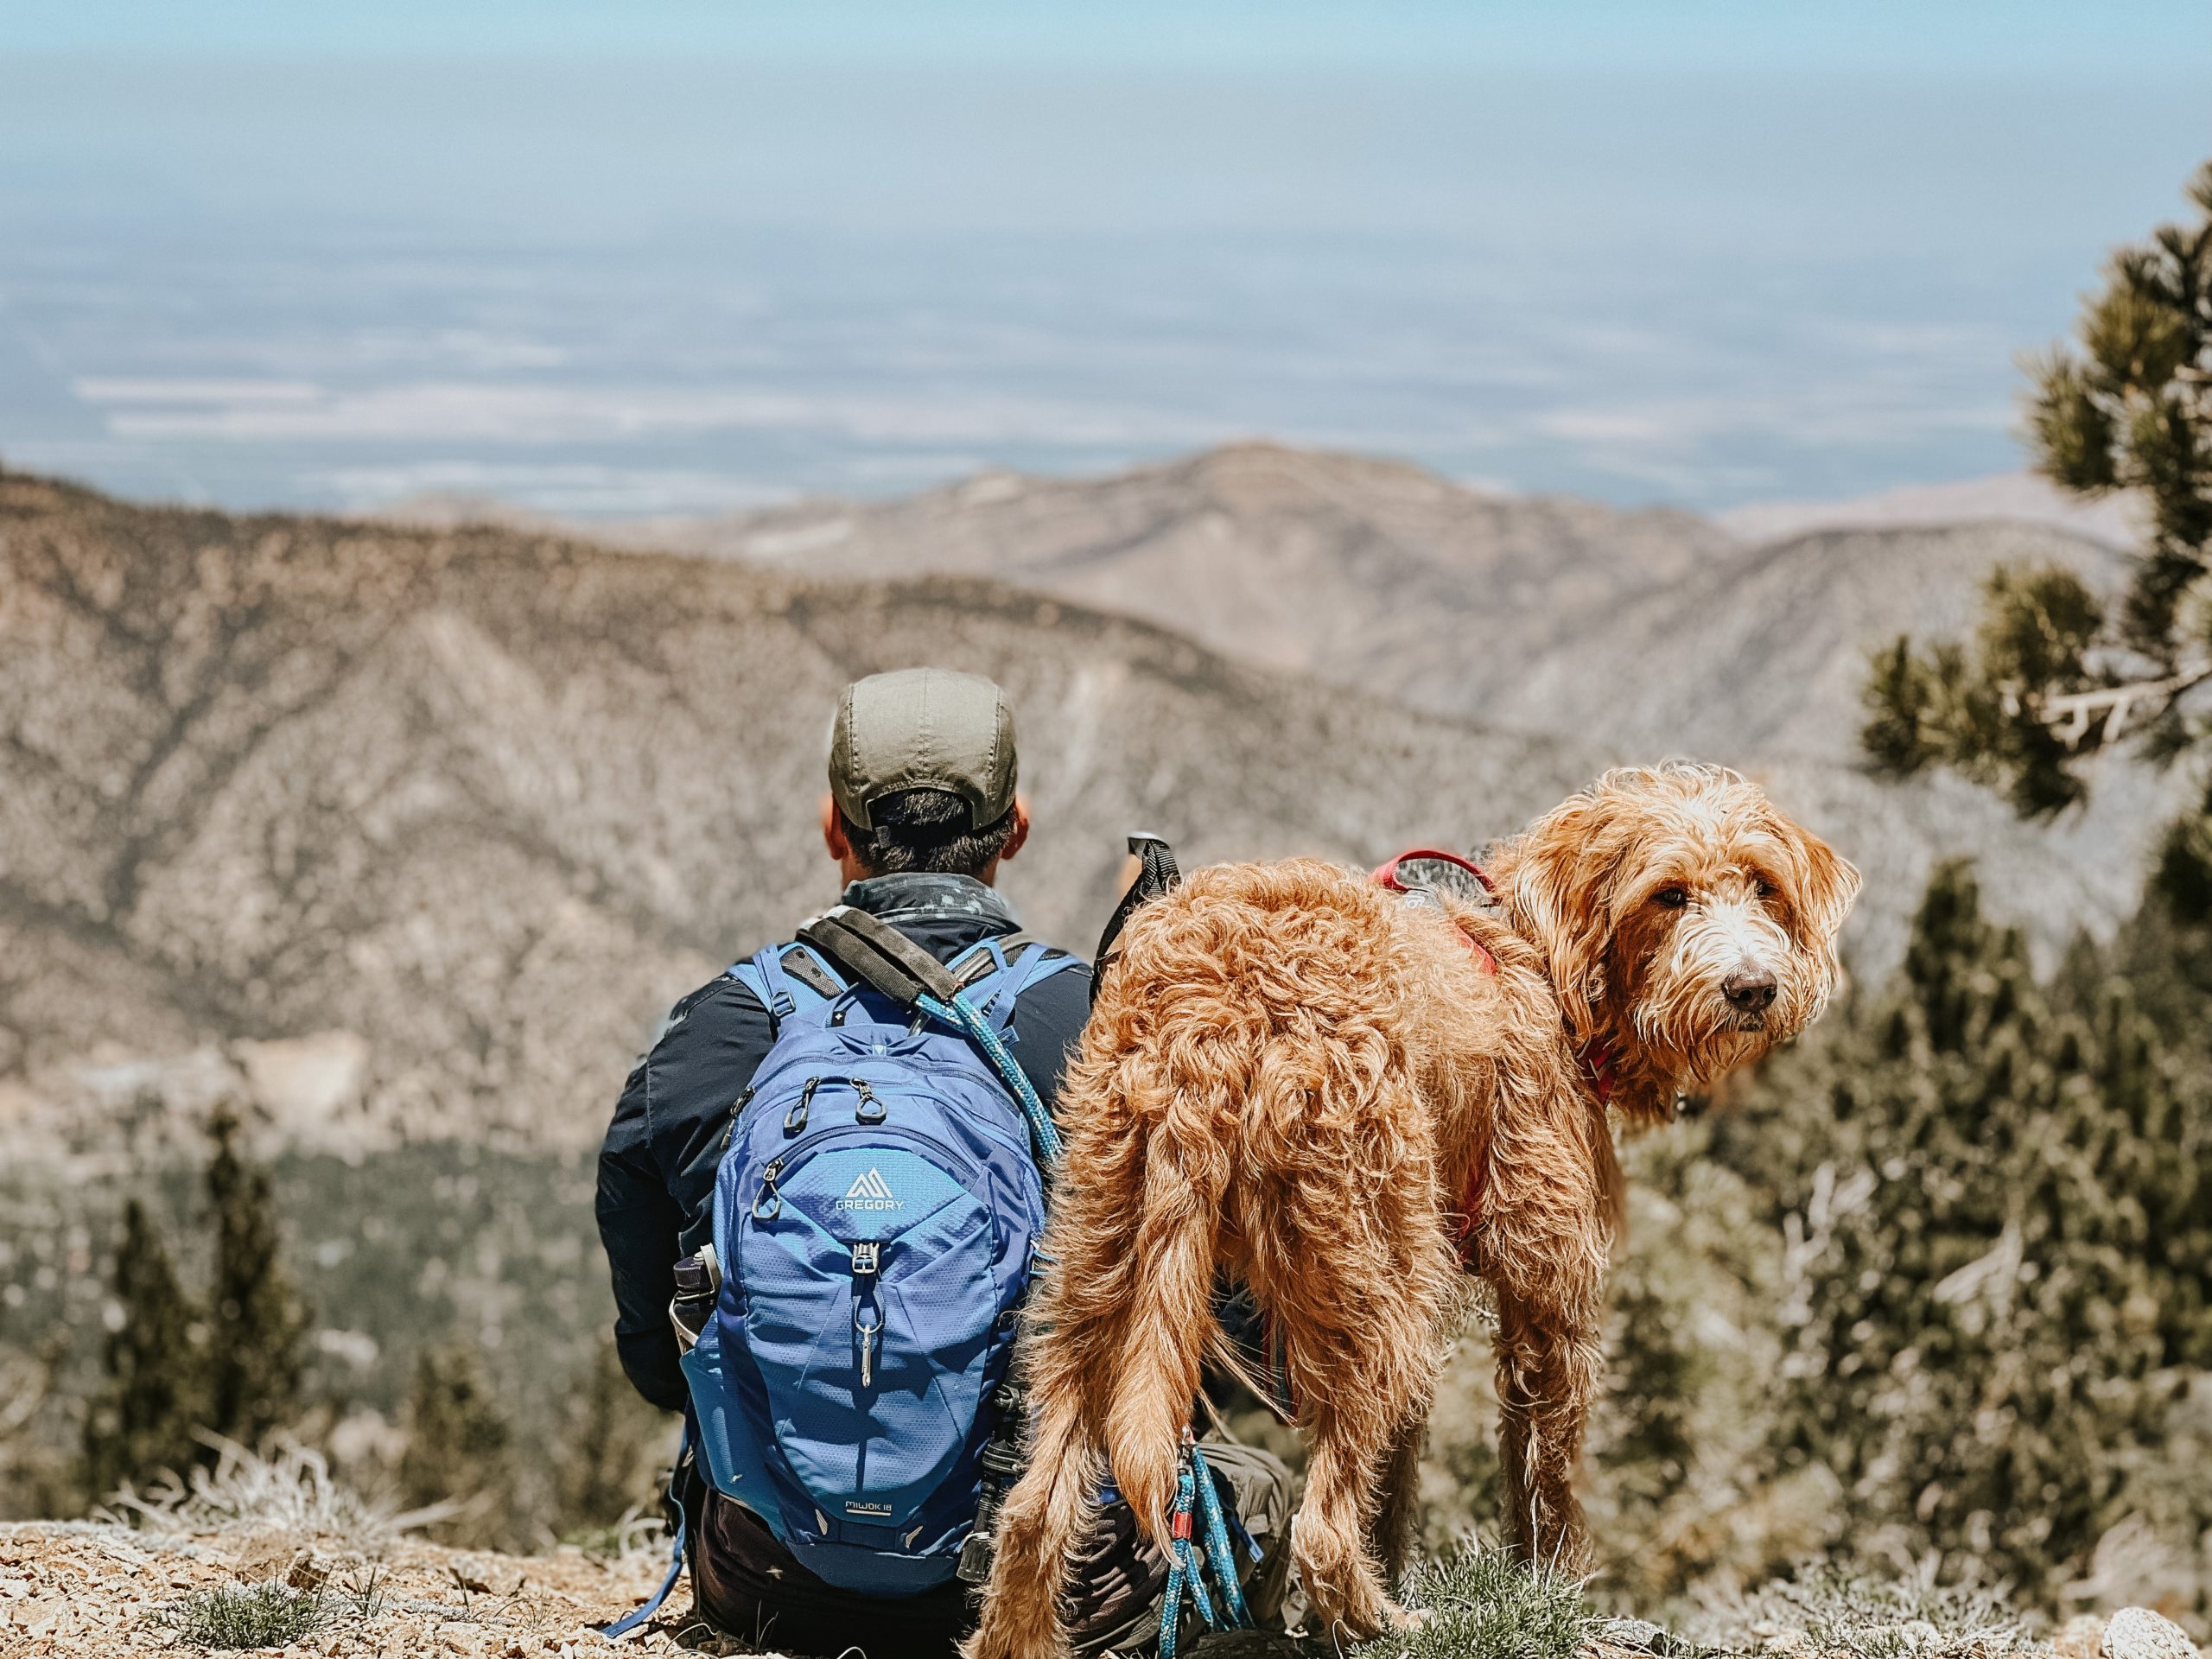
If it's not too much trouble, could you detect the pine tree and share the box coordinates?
[1715,864,2212,1604]
[553,1338,661,1535]
[400,1342,518,1546]
[81,1200,208,1497]
[1860,161,2212,822]
[202,1107,308,1450]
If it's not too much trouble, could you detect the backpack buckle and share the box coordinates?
[851,1241,880,1275]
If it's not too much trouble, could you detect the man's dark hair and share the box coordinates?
[840,788,1016,878]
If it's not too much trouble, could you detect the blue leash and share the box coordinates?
[1156,1437,1255,1657]
[914,988,1065,1166]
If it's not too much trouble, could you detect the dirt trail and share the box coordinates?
[0,1521,690,1657]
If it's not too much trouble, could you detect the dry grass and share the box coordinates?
[1699,1561,2050,1659]
[94,1433,454,1551]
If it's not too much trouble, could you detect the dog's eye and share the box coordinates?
[1754,877,1777,899]
[1652,886,1688,909]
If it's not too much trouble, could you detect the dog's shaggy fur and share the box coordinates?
[965,765,1859,1659]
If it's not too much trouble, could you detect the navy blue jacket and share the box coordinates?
[595,873,1093,1412]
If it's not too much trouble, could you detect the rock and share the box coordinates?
[1597,1615,1674,1653]
[2101,1607,2200,1659]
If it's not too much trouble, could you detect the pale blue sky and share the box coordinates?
[6,1,2205,72]
[2,3,2208,514]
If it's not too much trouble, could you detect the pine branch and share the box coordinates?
[2026,660,2212,749]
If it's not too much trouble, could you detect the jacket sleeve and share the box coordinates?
[1005,955,1095,1116]
[596,1052,688,1412]
[595,975,776,1413]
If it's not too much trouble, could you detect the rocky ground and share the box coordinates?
[4,1519,2203,1659]
[0,1522,677,1657]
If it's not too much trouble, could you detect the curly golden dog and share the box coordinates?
[965,764,1859,1659]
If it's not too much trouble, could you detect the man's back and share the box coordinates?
[597,869,1090,1414]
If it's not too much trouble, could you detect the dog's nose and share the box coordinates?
[1724,968,1778,1013]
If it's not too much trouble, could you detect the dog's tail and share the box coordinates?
[1090,1058,1229,1545]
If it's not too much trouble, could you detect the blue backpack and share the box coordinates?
[676,915,1080,1597]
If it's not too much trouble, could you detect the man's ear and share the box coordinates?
[998,796,1031,864]
[822,794,850,863]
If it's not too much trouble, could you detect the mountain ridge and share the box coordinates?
[1,454,2182,1160]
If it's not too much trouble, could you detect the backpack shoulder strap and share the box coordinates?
[778,943,845,1002]
[960,938,1082,1033]
[951,931,1029,988]
[728,941,847,1027]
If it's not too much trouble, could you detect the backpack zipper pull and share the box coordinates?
[854,1079,887,1124]
[752,1158,785,1222]
[720,1085,754,1153]
[852,1242,882,1389]
[785,1077,819,1135]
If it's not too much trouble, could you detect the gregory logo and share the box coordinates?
[836,1167,901,1211]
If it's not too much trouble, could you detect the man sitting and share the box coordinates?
[596,667,1290,1657]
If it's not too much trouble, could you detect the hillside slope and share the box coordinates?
[1,467,2177,1157]
[1482,520,2131,763]
[0,469,1595,1157]
[612,444,2148,764]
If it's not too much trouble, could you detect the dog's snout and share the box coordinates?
[1723,967,1778,1013]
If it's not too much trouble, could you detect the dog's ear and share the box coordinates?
[1503,788,1627,1045]
[1773,811,1861,962]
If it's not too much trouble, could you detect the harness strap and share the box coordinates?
[1370,845,1617,1255]
[1094,833,1181,1005]
[1370,846,1496,896]
[597,1421,693,1638]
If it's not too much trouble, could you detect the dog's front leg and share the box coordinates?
[1491,1276,1601,1572]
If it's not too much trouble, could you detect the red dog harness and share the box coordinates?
[1370,849,1618,1256]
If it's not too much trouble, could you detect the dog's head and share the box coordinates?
[1496,764,1859,1116]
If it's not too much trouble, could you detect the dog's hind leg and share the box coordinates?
[1366,1410,1429,1585]
[1097,1131,1226,1538]
[962,1378,1099,1659]
[970,1046,1220,1659]
[1257,1094,1459,1640]
[1288,1376,1420,1639]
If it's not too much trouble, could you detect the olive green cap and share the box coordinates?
[828,667,1019,830]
